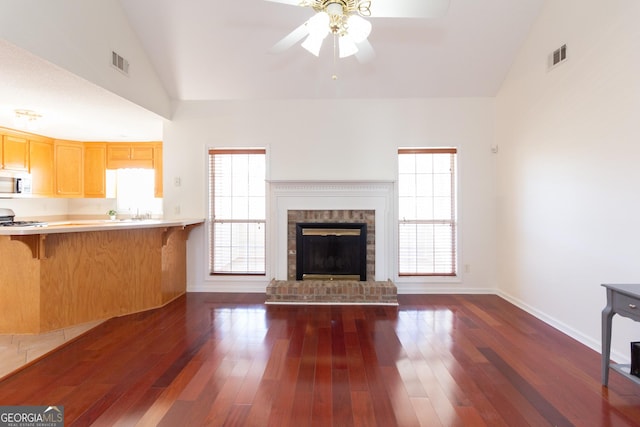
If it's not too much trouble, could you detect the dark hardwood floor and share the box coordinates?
[0,293,638,426]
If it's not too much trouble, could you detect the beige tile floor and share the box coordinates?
[0,320,103,380]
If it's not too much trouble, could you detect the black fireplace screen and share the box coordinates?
[296,222,367,281]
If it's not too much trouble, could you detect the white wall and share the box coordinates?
[0,198,117,220]
[0,198,69,219]
[163,98,498,294]
[0,0,171,119]
[496,0,640,363]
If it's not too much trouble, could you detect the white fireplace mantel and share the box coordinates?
[268,180,396,281]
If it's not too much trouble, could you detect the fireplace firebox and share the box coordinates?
[296,222,367,281]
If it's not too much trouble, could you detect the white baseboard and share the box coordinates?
[396,284,496,294]
[497,290,625,363]
[188,280,269,293]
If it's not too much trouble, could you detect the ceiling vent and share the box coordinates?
[111,51,130,76]
[548,44,567,70]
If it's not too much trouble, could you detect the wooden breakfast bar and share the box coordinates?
[0,219,203,334]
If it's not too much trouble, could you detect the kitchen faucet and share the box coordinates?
[132,208,152,220]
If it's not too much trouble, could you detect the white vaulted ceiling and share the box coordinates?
[0,0,544,140]
[120,0,544,100]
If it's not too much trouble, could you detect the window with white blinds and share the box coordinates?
[208,149,266,275]
[398,148,457,276]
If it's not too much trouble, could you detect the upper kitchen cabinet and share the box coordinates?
[1,127,54,195]
[54,140,84,197]
[30,138,55,196]
[1,134,29,171]
[0,126,164,199]
[107,143,154,169]
[84,142,107,198]
[154,143,162,198]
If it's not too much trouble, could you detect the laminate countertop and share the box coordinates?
[0,218,204,235]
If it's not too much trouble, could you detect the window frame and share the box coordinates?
[208,148,267,276]
[397,147,458,277]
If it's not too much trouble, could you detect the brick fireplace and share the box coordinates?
[266,181,397,304]
[269,180,394,281]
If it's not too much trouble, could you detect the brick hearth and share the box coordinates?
[266,279,398,305]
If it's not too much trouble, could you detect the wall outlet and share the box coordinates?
[464,264,471,273]
[174,205,181,215]
[174,176,181,187]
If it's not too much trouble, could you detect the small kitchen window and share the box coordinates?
[106,168,162,217]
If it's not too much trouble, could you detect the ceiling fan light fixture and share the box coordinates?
[325,2,344,16]
[306,11,330,38]
[268,0,451,63]
[338,34,358,58]
[301,34,326,56]
[346,14,371,43]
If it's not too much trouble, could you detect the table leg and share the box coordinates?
[602,291,614,386]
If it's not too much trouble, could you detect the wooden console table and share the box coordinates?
[602,283,640,386]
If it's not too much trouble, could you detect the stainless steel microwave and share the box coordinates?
[0,171,32,195]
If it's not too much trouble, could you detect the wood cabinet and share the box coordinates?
[1,127,163,200]
[29,139,55,196]
[84,143,107,198]
[0,222,199,333]
[54,140,84,197]
[154,143,163,197]
[2,135,29,171]
[106,143,154,169]
[2,128,53,195]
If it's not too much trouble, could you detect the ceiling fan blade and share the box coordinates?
[355,39,376,63]
[368,0,450,18]
[269,21,310,54]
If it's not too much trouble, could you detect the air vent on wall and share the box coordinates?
[111,51,130,76]
[548,44,567,70]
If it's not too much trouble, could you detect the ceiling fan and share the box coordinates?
[266,0,450,62]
